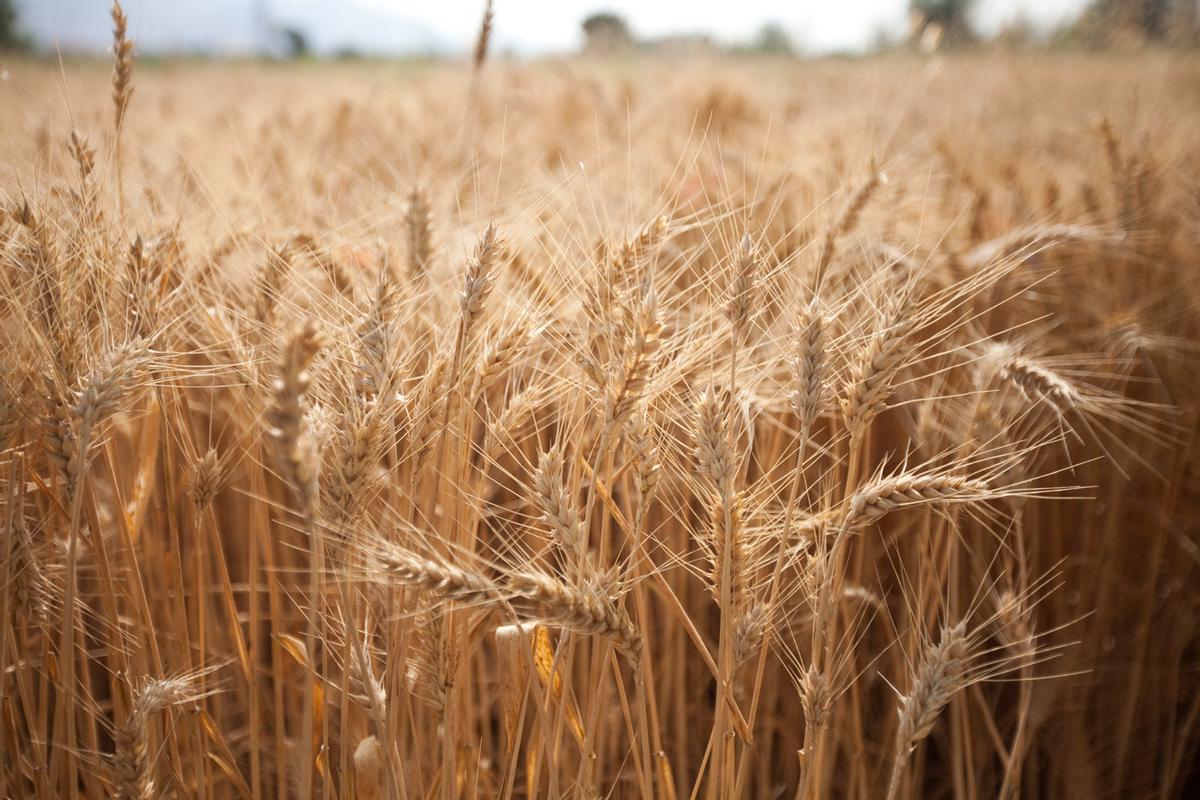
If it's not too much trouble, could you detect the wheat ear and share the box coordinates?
[372,544,504,607]
[110,1,134,221]
[885,622,972,800]
[843,471,993,532]
[725,234,760,340]
[115,676,208,800]
[266,320,323,512]
[532,444,585,556]
[840,305,914,441]
[472,0,494,72]
[791,298,829,434]
[605,280,661,432]
[459,224,503,357]
[694,386,737,500]
[404,186,433,278]
[508,569,642,660]
[815,167,884,286]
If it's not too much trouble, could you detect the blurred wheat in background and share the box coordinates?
[1,1,1199,798]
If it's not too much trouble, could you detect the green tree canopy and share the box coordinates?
[751,22,795,55]
[582,11,633,52]
[1,0,30,51]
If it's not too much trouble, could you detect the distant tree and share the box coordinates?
[281,26,311,59]
[582,12,633,53]
[910,0,976,44]
[751,22,794,55]
[1,0,30,51]
[1129,0,1169,39]
[1079,0,1198,43]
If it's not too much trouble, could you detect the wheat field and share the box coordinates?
[1,6,1199,799]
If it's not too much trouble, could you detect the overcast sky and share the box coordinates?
[18,0,1092,56]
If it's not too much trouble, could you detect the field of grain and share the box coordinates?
[1,9,1199,799]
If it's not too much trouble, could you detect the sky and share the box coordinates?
[16,0,1092,56]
